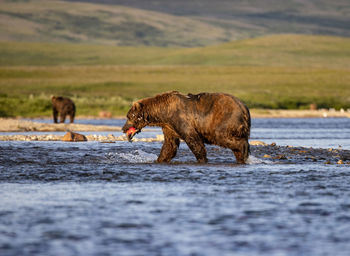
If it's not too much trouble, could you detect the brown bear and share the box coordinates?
[51,96,76,123]
[122,91,251,164]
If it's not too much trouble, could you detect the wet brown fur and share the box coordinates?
[122,91,251,164]
[51,96,76,123]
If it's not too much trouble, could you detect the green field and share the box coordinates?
[0,34,349,117]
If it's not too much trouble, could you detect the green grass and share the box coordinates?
[0,34,349,117]
[1,35,349,68]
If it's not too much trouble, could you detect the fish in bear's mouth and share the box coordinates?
[125,127,140,142]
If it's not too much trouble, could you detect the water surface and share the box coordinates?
[1,118,350,256]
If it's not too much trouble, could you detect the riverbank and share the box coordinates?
[250,109,350,118]
[0,133,165,143]
[0,109,349,133]
[0,118,122,132]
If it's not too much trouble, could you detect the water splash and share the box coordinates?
[105,149,158,163]
[247,155,272,164]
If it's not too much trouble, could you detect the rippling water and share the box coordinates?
[1,118,350,256]
[251,118,350,149]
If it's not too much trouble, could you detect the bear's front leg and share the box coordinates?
[157,127,180,163]
[53,109,58,123]
[69,113,75,123]
[59,113,66,123]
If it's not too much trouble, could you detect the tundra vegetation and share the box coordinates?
[0,34,349,117]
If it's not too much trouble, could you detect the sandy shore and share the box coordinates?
[250,109,350,118]
[0,118,122,132]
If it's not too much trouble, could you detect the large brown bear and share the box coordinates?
[51,96,76,123]
[122,91,251,164]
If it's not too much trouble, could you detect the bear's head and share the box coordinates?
[51,96,65,103]
[122,102,148,141]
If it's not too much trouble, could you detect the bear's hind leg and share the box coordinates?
[183,135,208,163]
[215,135,249,164]
[231,138,249,164]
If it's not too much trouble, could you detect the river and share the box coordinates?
[0,118,349,256]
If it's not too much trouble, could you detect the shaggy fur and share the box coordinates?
[51,96,76,123]
[122,91,251,164]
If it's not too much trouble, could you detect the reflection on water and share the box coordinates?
[0,118,350,256]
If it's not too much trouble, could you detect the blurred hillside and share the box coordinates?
[0,0,349,47]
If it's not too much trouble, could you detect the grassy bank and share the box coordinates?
[0,35,349,117]
[1,65,349,117]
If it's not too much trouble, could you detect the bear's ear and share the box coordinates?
[133,102,143,111]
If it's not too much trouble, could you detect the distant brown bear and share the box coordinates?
[51,96,76,123]
[122,91,251,164]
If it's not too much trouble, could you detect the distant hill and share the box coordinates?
[64,0,350,40]
[0,0,349,47]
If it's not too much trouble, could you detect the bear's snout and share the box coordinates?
[122,121,134,133]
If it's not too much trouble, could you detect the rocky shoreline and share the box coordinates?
[0,132,269,144]
[0,133,165,142]
[1,118,349,165]
[251,144,350,165]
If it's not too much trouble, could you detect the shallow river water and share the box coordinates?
[1,118,350,256]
